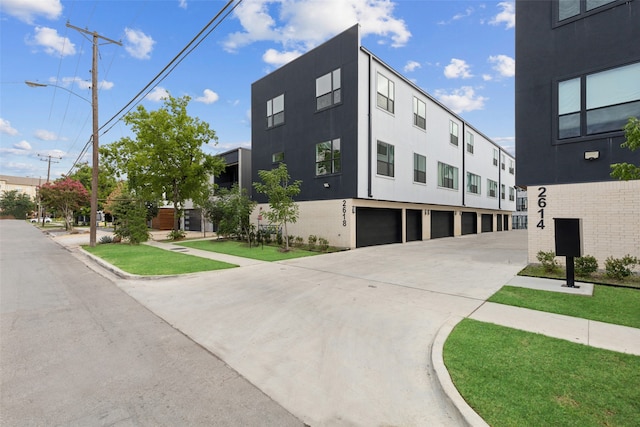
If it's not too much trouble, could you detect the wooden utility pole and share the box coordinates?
[66,22,121,247]
[38,154,61,226]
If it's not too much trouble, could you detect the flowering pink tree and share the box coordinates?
[39,177,90,230]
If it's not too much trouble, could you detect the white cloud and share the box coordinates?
[224,0,411,62]
[124,28,155,60]
[492,136,515,155]
[444,58,473,79]
[15,140,32,150]
[145,87,170,102]
[27,27,76,57]
[488,54,515,78]
[0,140,32,155]
[52,76,113,91]
[0,118,18,135]
[482,74,493,81]
[0,0,62,24]
[35,129,58,141]
[435,86,487,114]
[194,89,220,104]
[490,2,515,29]
[178,0,187,9]
[262,48,303,67]
[403,60,421,73]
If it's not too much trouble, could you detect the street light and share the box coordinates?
[25,79,98,244]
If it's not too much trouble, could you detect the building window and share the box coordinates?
[272,152,284,163]
[315,138,341,176]
[487,179,498,198]
[509,159,514,174]
[438,162,458,190]
[267,94,284,128]
[516,195,527,211]
[501,153,506,170]
[377,141,394,177]
[501,184,506,200]
[450,121,459,146]
[466,172,481,195]
[493,149,499,166]
[377,73,395,113]
[559,0,617,21]
[413,97,426,129]
[316,68,341,110]
[558,62,640,139]
[509,187,515,201]
[414,153,426,183]
[466,131,474,153]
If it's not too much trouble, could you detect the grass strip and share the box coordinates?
[444,319,640,427]
[488,285,640,328]
[519,264,640,289]
[178,239,319,262]
[84,243,237,275]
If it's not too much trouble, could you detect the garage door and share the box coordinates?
[431,211,454,239]
[356,207,402,247]
[461,212,477,235]
[481,214,493,232]
[406,209,422,242]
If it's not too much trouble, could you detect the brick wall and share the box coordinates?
[527,181,640,266]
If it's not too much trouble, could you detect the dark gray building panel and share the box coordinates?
[251,25,360,202]
[515,0,640,186]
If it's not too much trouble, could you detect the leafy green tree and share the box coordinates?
[611,117,640,180]
[68,162,117,209]
[198,184,256,243]
[253,163,301,251]
[0,190,35,219]
[39,177,89,230]
[111,189,149,244]
[101,94,225,231]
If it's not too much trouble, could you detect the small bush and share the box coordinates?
[287,234,295,246]
[318,237,329,252]
[605,255,639,280]
[167,230,186,241]
[294,236,304,247]
[575,255,598,277]
[308,235,318,247]
[99,235,114,244]
[537,250,558,272]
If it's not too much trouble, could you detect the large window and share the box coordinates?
[267,94,284,128]
[377,73,395,113]
[414,153,426,183]
[466,172,481,194]
[487,179,498,198]
[558,0,617,21]
[558,62,640,139]
[413,97,426,129]
[438,162,458,190]
[466,131,474,153]
[316,69,341,110]
[450,120,459,146]
[377,141,394,177]
[315,138,341,176]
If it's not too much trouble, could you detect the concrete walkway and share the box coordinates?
[52,229,640,426]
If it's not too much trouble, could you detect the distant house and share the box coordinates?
[251,25,516,249]
[0,175,41,201]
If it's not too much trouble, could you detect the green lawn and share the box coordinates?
[488,285,640,328]
[84,243,237,275]
[177,239,319,262]
[444,319,640,427]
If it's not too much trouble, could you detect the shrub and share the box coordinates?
[99,235,114,244]
[167,230,186,241]
[575,255,598,277]
[287,234,295,247]
[294,236,304,247]
[318,237,329,252]
[604,255,639,280]
[536,250,558,272]
[308,235,318,247]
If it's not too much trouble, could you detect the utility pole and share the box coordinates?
[38,154,60,226]
[67,22,121,247]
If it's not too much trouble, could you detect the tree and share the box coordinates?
[611,117,640,180]
[198,184,256,243]
[253,163,301,251]
[68,162,117,211]
[39,177,90,230]
[111,189,149,244]
[0,190,35,219]
[101,94,225,232]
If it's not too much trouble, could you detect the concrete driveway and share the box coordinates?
[115,230,527,426]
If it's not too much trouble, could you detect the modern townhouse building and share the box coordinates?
[516,0,640,264]
[251,25,516,249]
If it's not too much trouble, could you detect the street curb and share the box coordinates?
[76,248,180,281]
[431,316,490,427]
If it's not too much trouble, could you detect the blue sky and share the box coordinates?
[0,0,515,179]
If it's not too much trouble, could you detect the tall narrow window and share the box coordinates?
[501,153,506,170]
[487,179,497,198]
[466,172,481,194]
[413,97,426,129]
[316,68,341,110]
[414,153,426,183]
[450,121,459,146]
[438,162,458,190]
[509,187,515,201]
[267,94,284,128]
[466,131,474,153]
[377,141,394,177]
[509,159,514,174]
[558,77,581,138]
[315,138,341,176]
[501,184,506,200]
[377,73,395,113]
[493,149,499,166]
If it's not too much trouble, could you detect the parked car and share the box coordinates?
[30,217,52,223]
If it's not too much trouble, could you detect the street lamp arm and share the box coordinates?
[24,80,91,105]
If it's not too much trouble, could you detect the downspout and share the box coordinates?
[367,52,373,198]
[498,150,502,211]
[461,122,466,207]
